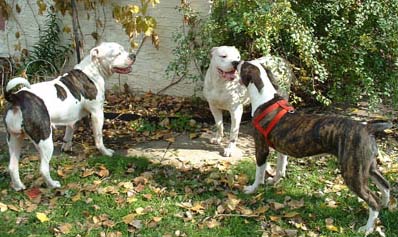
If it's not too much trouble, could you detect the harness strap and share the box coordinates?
[252,99,294,148]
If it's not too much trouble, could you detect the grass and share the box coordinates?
[0,149,397,237]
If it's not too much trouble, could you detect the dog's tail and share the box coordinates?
[365,120,393,134]
[4,77,31,103]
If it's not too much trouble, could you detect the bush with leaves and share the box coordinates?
[168,0,398,108]
[20,9,72,81]
[291,0,398,108]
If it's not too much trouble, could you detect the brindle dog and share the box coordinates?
[236,60,391,234]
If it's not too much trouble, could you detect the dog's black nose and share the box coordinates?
[129,53,136,61]
[232,61,240,69]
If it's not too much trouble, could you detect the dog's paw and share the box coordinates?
[210,137,222,145]
[358,225,374,235]
[12,183,26,191]
[222,147,233,157]
[243,185,257,194]
[101,148,115,157]
[49,180,61,189]
[61,143,72,152]
[266,176,282,186]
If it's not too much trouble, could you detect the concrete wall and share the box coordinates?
[0,0,210,97]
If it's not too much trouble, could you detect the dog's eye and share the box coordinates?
[220,55,227,58]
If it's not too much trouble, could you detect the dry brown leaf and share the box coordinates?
[270,201,285,210]
[7,204,19,212]
[58,223,73,234]
[82,168,95,177]
[206,218,221,229]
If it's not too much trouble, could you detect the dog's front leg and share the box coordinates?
[61,124,74,152]
[244,134,269,194]
[91,109,114,156]
[208,103,224,145]
[223,104,243,157]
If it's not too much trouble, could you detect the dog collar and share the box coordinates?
[252,99,294,148]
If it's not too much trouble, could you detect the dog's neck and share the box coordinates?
[247,61,278,116]
[74,55,108,93]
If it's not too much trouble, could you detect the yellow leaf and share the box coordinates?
[0,202,8,212]
[129,5,140,14]
[284,212,300,218]
[153,216,162,222]
[122,213,135,224]
[135,207,145,215]
[36,212,49,222]
[326,224,339,232]
[72,192,81,202]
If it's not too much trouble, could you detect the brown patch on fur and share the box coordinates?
[54,84,67,101]
[60,69,97,101]
[240,62,264,92]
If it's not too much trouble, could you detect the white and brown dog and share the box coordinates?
[203,46,294,157]
[3,42,135,190]
[235,59,391,234]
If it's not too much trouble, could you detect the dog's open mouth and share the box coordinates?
[112,66,132,74]
[217,68,238,81]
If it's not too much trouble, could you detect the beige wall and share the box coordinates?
[0,0,210,97]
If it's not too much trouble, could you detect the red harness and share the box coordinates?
[252,99,294,148]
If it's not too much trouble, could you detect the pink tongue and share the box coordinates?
[223,71,236,80]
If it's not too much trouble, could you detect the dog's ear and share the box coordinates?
[90,46,105,59]
[210,47,218,57]
[241,62,264,93]
[253,72,264,93]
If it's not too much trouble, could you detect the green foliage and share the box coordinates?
[169,0,398,108]
[21,10,72,81]
[291,0,398,108]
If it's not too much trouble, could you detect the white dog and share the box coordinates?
[203,46,294,159]
[203,46,248,157]
[4,42,135,190]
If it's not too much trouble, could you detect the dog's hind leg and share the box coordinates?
[208,103,224,145]
[8,134,26,191]
[267,153,288,185]
[35,135,61,188]
[224,104,243,157]
[61,124,74,152]
[344,165,381,234]
[370,163,390,207]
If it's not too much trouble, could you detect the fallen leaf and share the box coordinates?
[72,192,81,202]
[25,187,41,199]
[0,202,8,212]
[135,207,145,215]
[58,223,73,234]
[206,218,220,229]
[122,214,135,225]
[82,168,95,178]
[7,204,19,212]
[97,165,110,178]
[36,212,49,222]
[284,212,300,218]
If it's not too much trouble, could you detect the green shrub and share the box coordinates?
[169,0,398,108]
